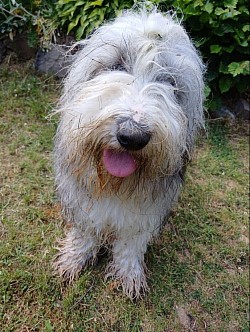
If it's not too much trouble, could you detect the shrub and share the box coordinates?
[0,0,57,47]
[160,0,249,109]
[1,0,248,108]
[54,0,135,40]
[54,0,249,109]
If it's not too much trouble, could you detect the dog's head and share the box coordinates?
[56,10,205,196]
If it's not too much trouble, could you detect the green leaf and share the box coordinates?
[76,25,86,40]
[57,0,76,4]
[193,0,203,7]
[185,4,200,15]
[91,0,103,5]
[219,76,232,93]
[88,8,103,19]
[112,0,119,7]
[207,70,219,82]
[240,6,249,15]
[228,61,250,77]
[58,6,76,18]
[234,35,248,47]
[221,9,241,20]
[219,62,229,74]
[214,7,227,15]
[223,45,234,53]
[210,45,222,53]
[215,23,234,35]
[67,14,81,33]
[204,85,211,98]
[224,0,238,8]
[80,14,87,26]
[195,37,209,47]
[84,0,103,10]
[73,1,87,7]
[204,3,213,14]
[242,24,250,32]
[200,12,210,23]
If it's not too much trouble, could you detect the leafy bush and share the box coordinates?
[1,0,248,108]
[55,0,135,40]
[160,0,249,109]
[54,0,249,109]
[0,0,56,47]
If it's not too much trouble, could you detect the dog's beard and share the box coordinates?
[64,139,180,200]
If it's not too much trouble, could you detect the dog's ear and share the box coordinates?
[63,41,126,90]
[165,46,205,141]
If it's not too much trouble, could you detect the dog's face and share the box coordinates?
[57,11,204,196]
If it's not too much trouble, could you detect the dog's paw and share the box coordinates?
[105,261,149,300]
[53,232,97,282]
[53,249,93,283]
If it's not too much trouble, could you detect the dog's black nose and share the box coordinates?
[117,119,151,151]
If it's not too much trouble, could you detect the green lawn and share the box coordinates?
[0,63,249,331]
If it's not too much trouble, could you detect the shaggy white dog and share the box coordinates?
[53,8,205,299]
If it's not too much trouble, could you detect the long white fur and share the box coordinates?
[53,8,205,299]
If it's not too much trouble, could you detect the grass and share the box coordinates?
[0,63,249,332]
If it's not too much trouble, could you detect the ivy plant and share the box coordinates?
[54,0,249,109]
[159,0,249,109]
[1,0,248,109]
[55,0,134,40]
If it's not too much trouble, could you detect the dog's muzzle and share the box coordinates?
[117,118,151,151]
[102,119,151,178]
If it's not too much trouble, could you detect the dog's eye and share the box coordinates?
[111,63,126,71]
[156,74,176,86]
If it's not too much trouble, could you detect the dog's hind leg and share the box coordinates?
[53,226,99,282]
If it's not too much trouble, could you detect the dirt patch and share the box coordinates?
[176,305,198,331]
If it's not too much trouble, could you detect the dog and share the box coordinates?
[53,8,205,299]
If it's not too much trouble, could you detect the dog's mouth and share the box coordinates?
[102,149,137,178]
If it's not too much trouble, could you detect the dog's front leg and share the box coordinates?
[53,226,99,282]
[106,231,152,299]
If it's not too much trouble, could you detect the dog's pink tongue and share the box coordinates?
[103,149,137,178]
